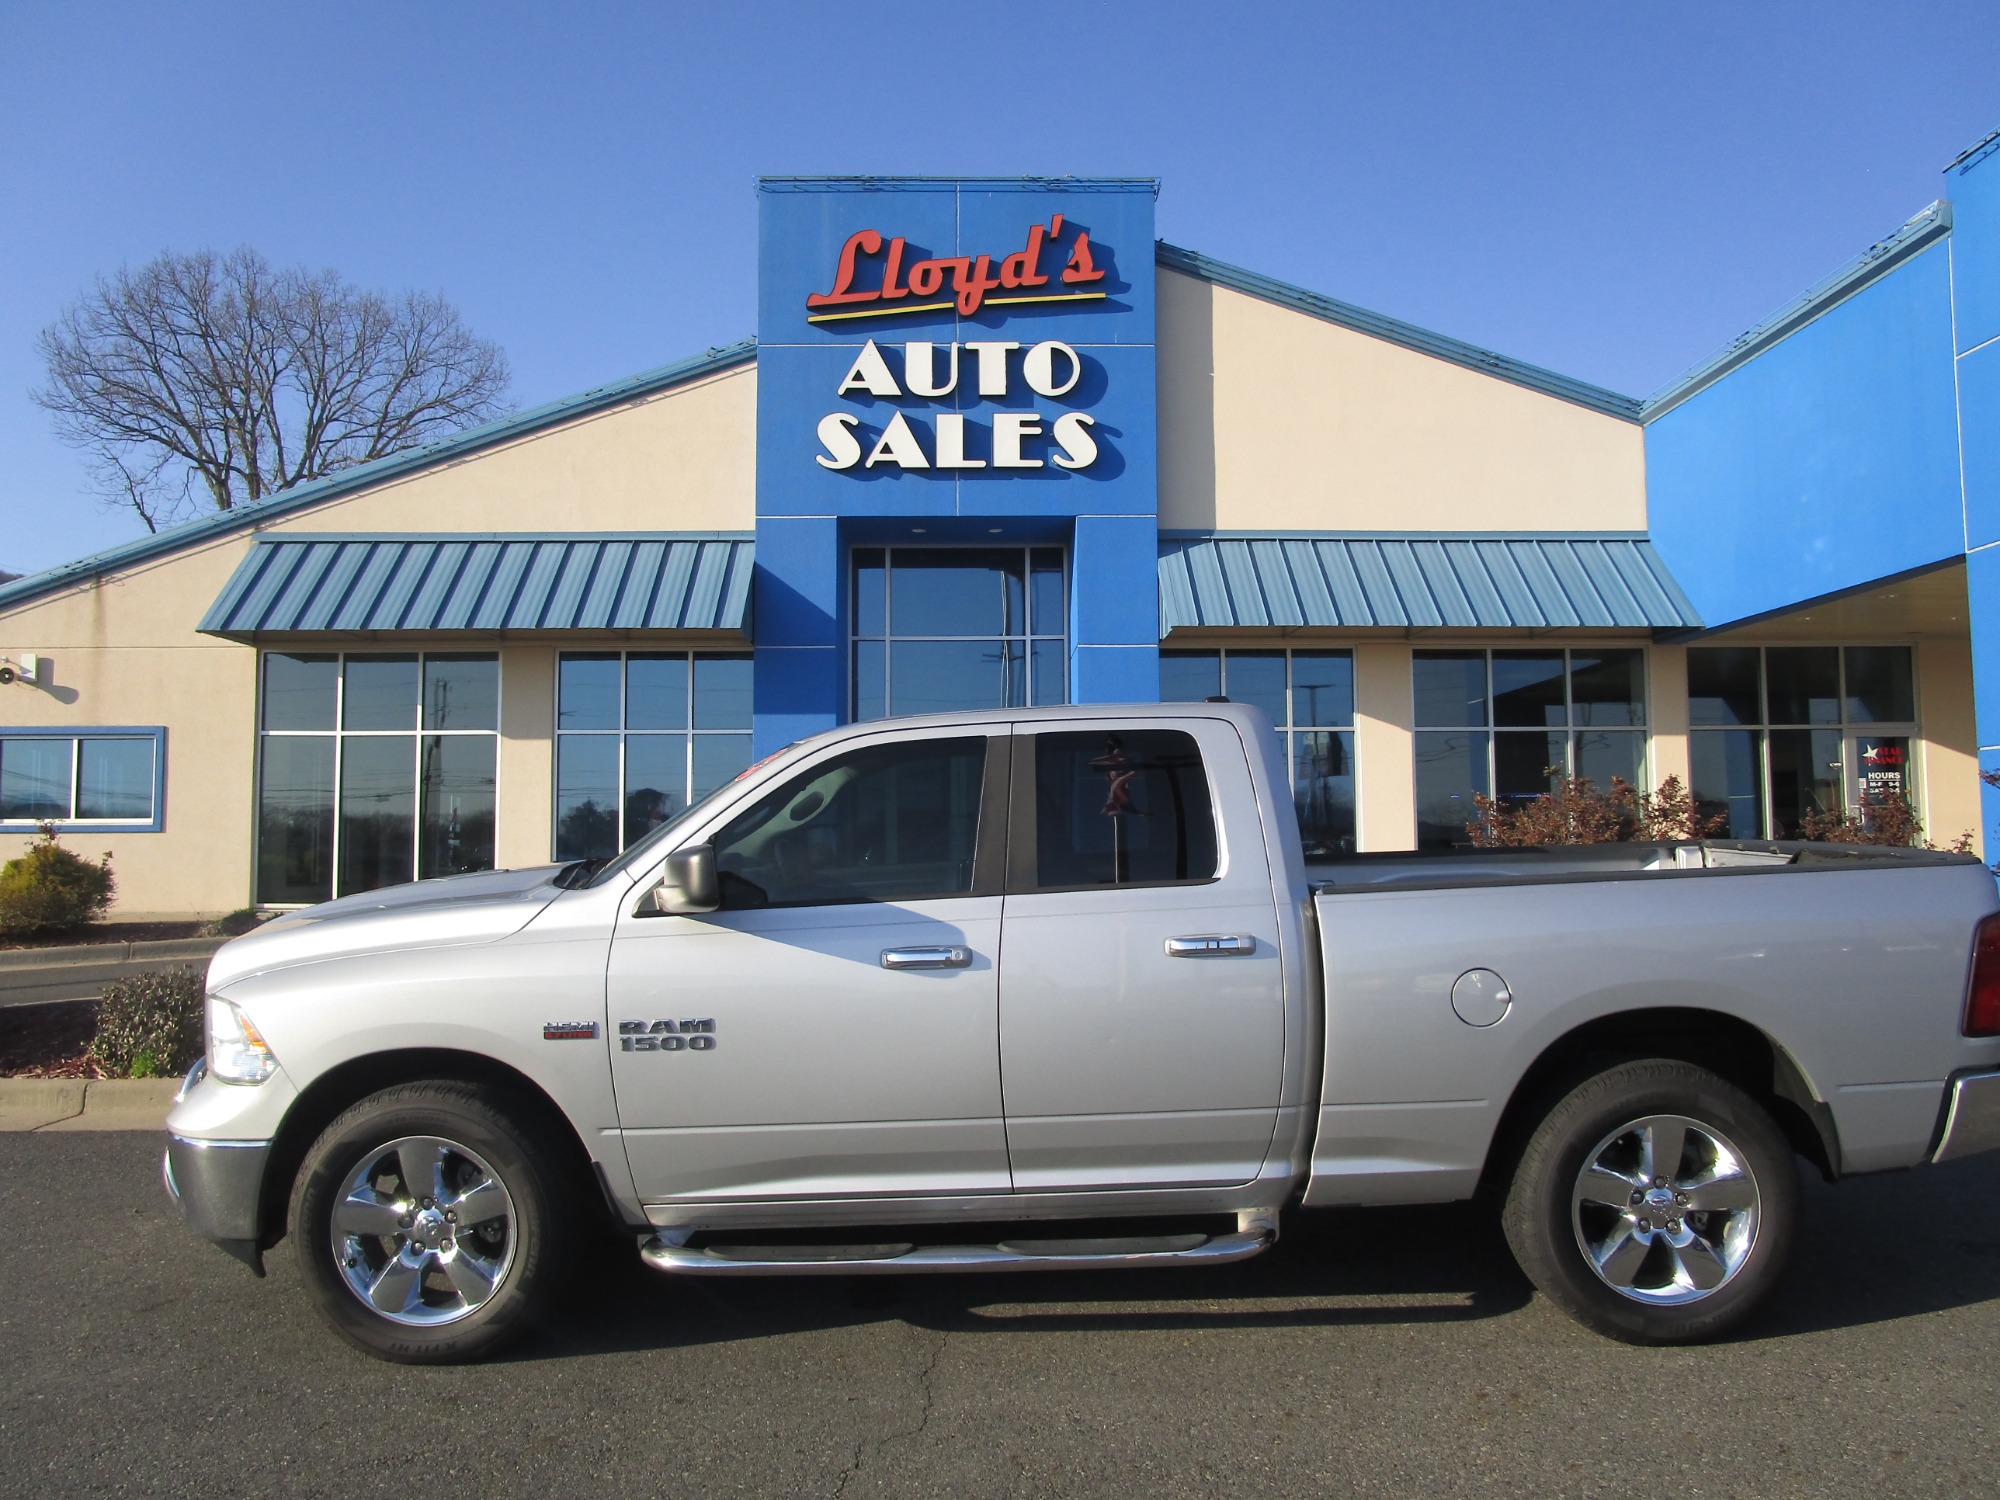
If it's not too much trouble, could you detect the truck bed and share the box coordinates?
[1298,839,1996,1208]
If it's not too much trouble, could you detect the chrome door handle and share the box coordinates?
[1165,934,1255,958]
[881,946,973,970]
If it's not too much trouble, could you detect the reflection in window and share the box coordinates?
[712,736,986,908]
[1412,649,1646,848]
[257,651,497,904]
[1160,648,1356,857]
[0,733,162,826]
[1031,729,1217,888]
[852,547,1066,719]
[1686,645,1916,837]
[554,652,753,862]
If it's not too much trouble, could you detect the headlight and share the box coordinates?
[205,997,278,1084]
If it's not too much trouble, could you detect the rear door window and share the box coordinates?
[1024,729,1217,890]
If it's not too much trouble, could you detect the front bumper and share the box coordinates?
[163,1132,271,1275]
[1932,1068,2000,1164]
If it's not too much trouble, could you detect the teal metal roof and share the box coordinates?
[1158,533,1702,633]
[0,340,756,617]
[199,533,753,639]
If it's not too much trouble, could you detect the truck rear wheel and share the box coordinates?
[1502,1058,1798,1345]
[289,1081,571,1364]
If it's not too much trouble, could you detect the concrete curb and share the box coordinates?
[0,936,227,972]
[0,1077,180,1131]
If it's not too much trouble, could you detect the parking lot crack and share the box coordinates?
[830,1328,948,1498]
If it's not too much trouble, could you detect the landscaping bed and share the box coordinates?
[0,919,212,952]
[2,964,207,1079]
[1,1000,104,1078]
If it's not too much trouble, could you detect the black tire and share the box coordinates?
[289,1080,573,1364]
[1502,1058,1799,1345]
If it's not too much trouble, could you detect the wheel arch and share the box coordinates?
[255,1048,614,1250]
[1479,1008,1840,1196]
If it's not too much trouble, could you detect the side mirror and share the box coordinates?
[645,844,719,915]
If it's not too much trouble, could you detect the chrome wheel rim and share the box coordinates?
[1570,1113,1760,1306]
[330,1135,518,1327]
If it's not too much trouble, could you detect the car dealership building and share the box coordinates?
[4,133,2000,915]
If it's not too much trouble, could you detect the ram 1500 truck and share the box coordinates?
[164,703,2000,1362]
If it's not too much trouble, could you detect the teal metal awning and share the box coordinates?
[199,533,754,639]
[1158,534,1702,632]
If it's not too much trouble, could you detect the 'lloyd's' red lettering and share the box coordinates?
[880,237,909,300]
[805,230,886,308]
[1062,231,1105,284]
[955,255,1004,315]
[805,218,1108,317]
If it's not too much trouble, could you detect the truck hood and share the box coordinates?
[206,865,567,990]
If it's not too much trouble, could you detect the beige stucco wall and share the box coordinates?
[0,540,263,913]
[270,364,754,535]
[1647,645,1691,792]
[1156,269,1647,533]
[1917,634,1982,857]
[1352,643,1416,852]
[0,365,757,913]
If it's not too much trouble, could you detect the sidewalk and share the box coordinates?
[0,1077,181,1130]
[0,935,226,1006]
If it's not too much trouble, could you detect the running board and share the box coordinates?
[639,1213,1277,1277]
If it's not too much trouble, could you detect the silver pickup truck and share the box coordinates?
[164,703,2000,1363]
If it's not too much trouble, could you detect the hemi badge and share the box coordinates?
[542,1021,599,1041]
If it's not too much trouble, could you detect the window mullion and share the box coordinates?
[330,654,346,898]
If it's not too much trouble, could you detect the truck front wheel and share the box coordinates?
[1502,1058,1798,1345]
[289,1081,571,1364]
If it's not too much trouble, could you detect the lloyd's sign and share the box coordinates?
[755,177,1158,517]
[809,216,1111,474]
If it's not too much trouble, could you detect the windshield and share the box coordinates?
[582,742,797,888]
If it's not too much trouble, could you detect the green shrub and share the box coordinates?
[200,907,267,938]
[0,822,115,936]
[91,966,205,1078]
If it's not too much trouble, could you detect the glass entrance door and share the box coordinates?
[851,546,1067,720]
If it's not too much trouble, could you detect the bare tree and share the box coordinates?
[35,248,510,531]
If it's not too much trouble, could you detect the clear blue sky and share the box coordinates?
[2,1,1996,576]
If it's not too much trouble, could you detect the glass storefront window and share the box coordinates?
[256,651,498,904]
[1161,647,1356,856]
[1687,647,1760,727]
[852,546,1067,720]
[1411,649,1647,848]
[1686,644,1916,837]
[554,651,753,862]
[1688,729,1762,839]
[1415,730,1489,850]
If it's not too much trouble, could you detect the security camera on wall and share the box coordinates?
[0,653,39,686]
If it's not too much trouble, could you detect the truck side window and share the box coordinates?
[1030,730,1217,889]
[709,737,987,909]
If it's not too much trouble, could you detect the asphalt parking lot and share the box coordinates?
[2,1132,1997,1499]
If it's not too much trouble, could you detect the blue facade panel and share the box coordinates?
[1962,342,2000,551]
[1951,133,2000,355]
[1957,136,2000,785]
[1072,514,1161,702]
[1645,245,1964,627]
[750,516,841,756]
